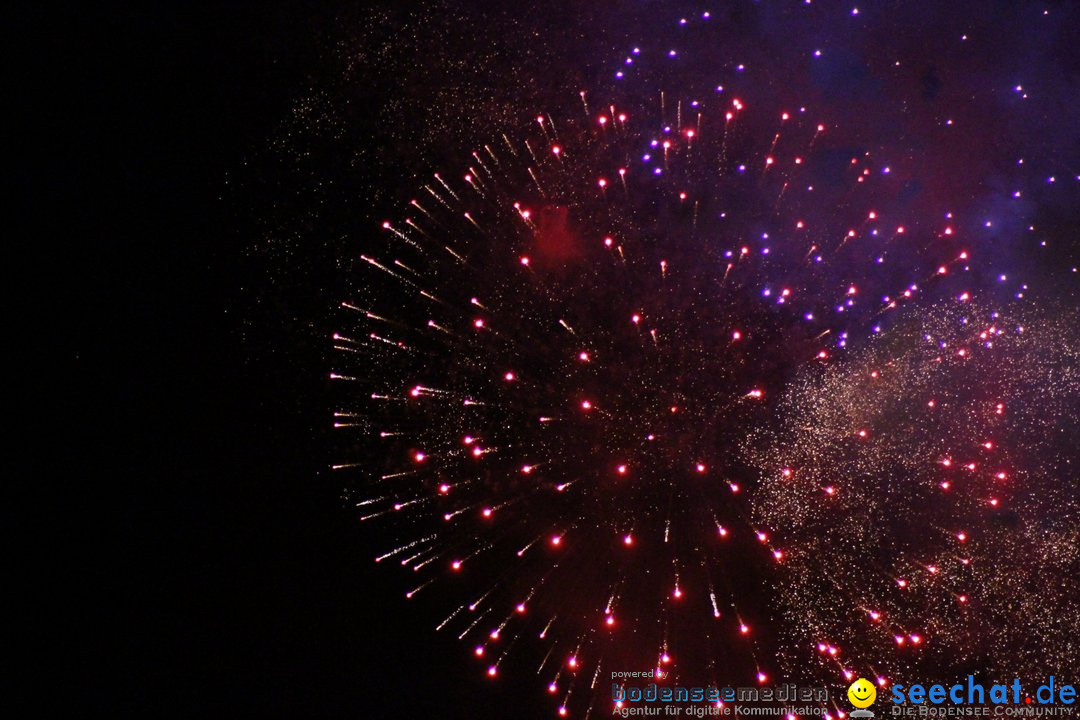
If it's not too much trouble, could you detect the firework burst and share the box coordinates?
[322,7,1077,717]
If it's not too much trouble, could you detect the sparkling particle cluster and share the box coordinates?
[747,301,1080,686]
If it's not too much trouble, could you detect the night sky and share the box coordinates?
[30,1,1080,718]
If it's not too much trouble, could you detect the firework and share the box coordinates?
[747,301,1080,685]
[321,6,1078,717]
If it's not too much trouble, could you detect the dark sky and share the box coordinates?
[29,2,601,717]
[26,1,1080,717]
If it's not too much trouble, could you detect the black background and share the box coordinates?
[26,1,541,716]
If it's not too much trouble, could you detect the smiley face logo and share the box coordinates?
[848,678,877,708]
